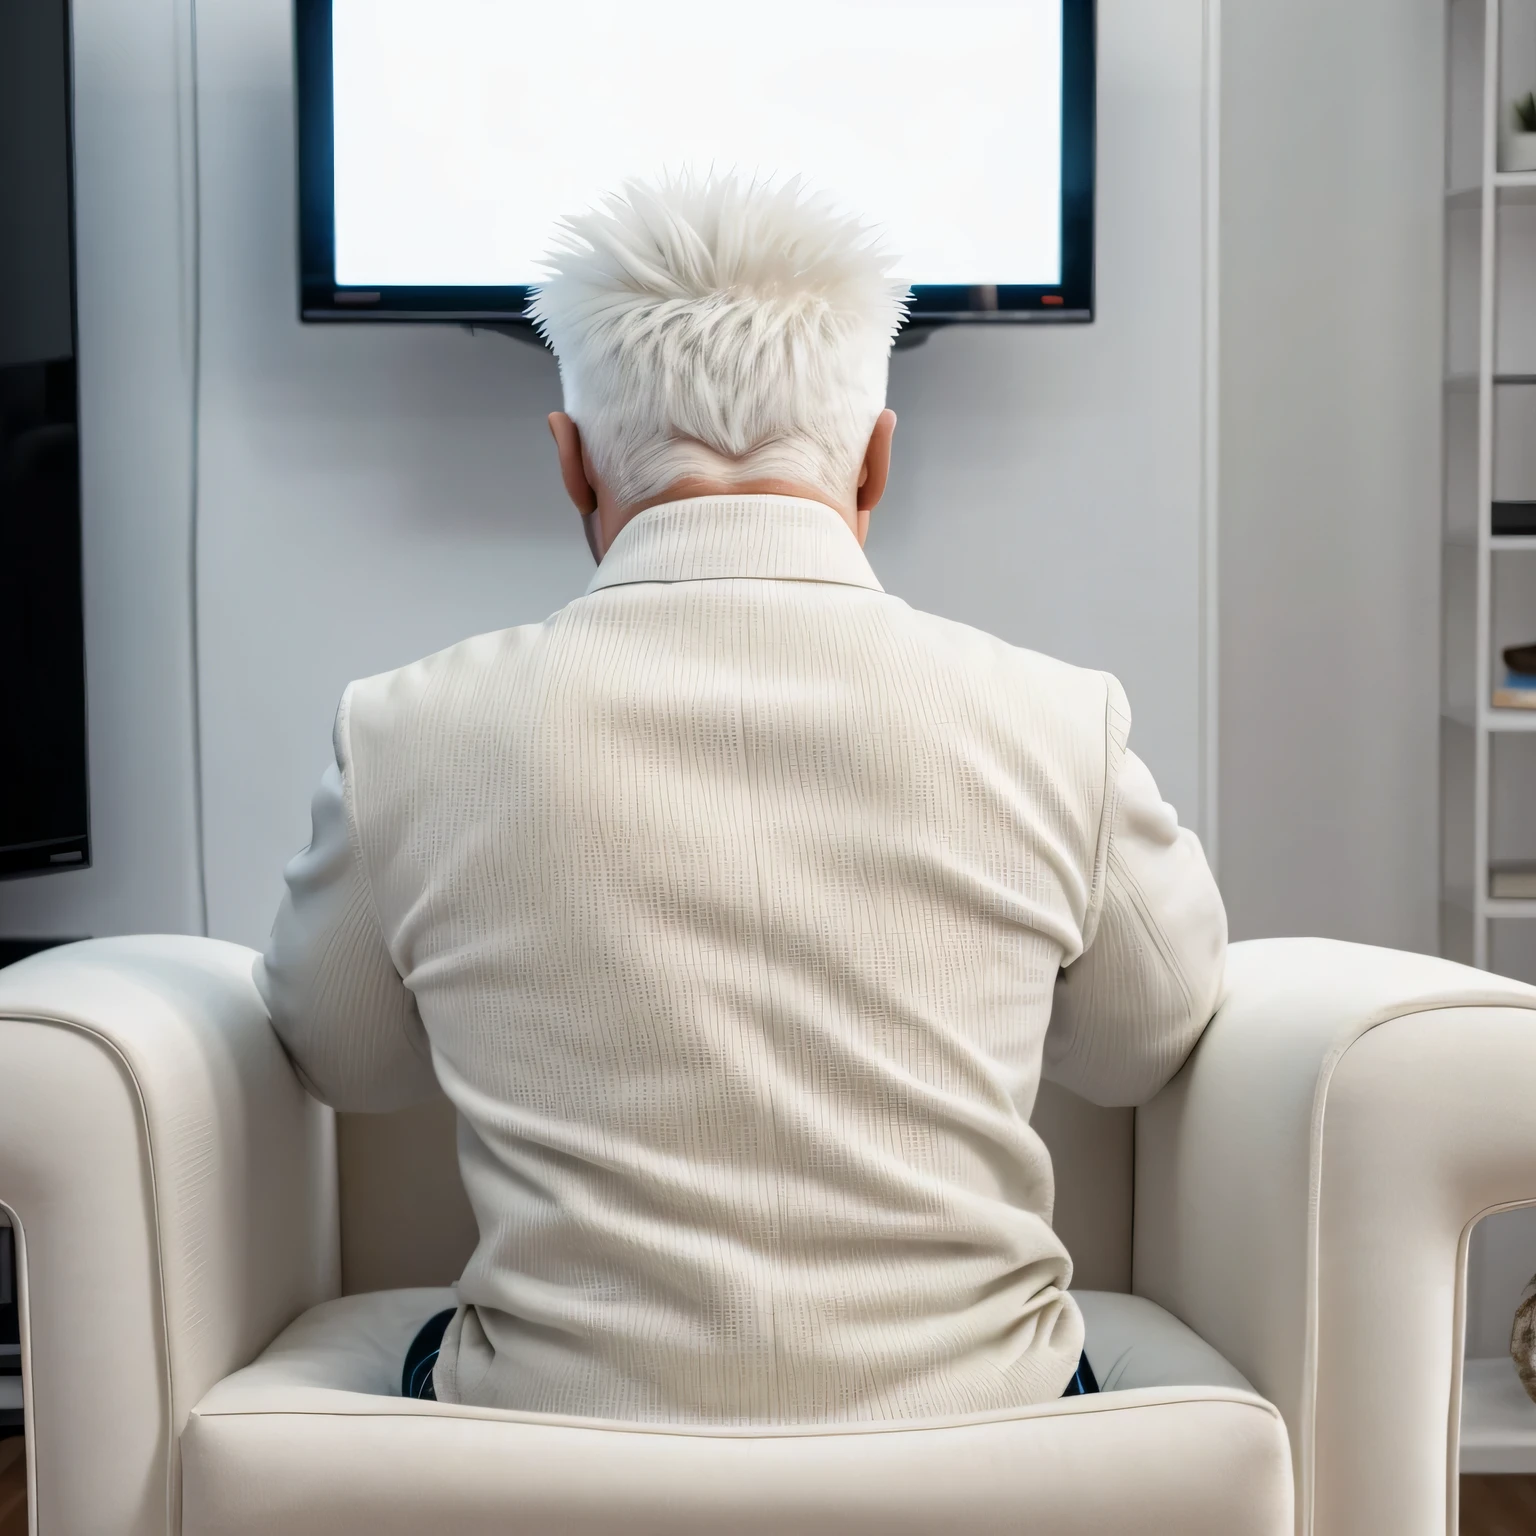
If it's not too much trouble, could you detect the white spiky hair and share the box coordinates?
[527,172,910,508]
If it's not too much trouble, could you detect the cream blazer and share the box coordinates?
[258,495,1226,1424]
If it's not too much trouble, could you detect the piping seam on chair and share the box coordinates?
[184,1391,1285,1436]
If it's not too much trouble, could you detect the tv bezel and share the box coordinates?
[295,0,1096,328]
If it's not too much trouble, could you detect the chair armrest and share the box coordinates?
[1134,936,1536,1536]
[0,936,339,1535]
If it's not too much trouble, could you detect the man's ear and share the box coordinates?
[548,412,597,515]
[856,409,897,514]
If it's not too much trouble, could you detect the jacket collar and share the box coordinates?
[585,495,884,595]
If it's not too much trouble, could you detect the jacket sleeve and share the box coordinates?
[254,688,441,1113]
[1043,690,1227,1108]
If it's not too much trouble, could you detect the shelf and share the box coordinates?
[1445,884,1536,919]
[1443,884,1536,915]
[1487,708,1536,731]
[1441,704,1536,733]
[1463,1357,1536,1473]
[1444,373,1536,391]
[1443,530,1536,550]
[1446,173,1536,210]
[1446,877,1536,914]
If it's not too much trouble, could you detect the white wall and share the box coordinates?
[1215,0,1445,952]
[189,0,1216,952]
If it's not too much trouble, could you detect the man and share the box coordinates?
[259,173,1225,1425]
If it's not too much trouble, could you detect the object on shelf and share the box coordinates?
[1492,670,1536,709]
[1513,1275,1536,1406]
[1507,93,1536,173]
[1492,502,1536,538]
[1504,643,1536,673]
[1491,864,1536,899]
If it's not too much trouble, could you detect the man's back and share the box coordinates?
[261,496,1225,1424]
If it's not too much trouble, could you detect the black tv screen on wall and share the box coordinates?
[295,0,1096,327]
[0,0,90,880]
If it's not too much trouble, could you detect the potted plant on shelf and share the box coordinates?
[1507,92,1536,173]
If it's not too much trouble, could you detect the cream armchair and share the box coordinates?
[2,936,1534,1536]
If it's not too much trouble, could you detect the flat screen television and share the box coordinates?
[0,0,90,881]
[296,0,1095,328]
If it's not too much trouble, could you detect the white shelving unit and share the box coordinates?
[1444,0,1536,1476]
[1441,0,1536,972]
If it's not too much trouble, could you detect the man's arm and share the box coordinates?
[255,691,440,1112]
[1044,744,1227,1108]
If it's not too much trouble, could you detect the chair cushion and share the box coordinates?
[1074,1290,1254,1393]
[182,1289,1291,1536]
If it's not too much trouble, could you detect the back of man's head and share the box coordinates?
[528,173,909,510]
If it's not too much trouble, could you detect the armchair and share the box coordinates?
[1,934,1532,1535]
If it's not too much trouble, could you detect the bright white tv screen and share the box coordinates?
[299,0,1095,321]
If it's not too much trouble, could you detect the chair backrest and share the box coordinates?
[336,1083,1134,1296]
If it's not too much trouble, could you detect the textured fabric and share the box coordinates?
[258,494,1226,1425]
